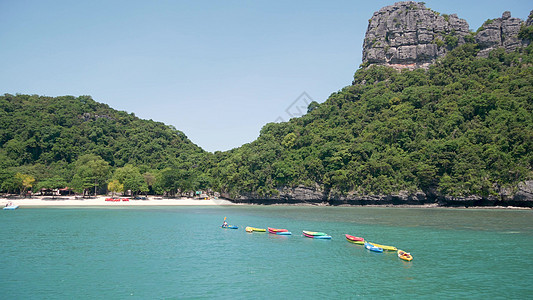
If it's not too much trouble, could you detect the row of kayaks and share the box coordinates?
[346,234,413,261]
[247,227,330,238]
[226,225,412,261]
[246,227,327,237]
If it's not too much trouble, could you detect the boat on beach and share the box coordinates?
[345,234,365,244]
[397,250,413,261]
[364,242,383,253]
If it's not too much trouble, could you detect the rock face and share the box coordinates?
[231,185,326,205]
[513,181,533,203]
[228,181,533,207]
[362,2,532,69]
[362,1,470,70]
[475,11,526,57]
[527,10,533,27]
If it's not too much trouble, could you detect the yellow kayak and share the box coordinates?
[245,227,266,233]
[348,240,365,245]
[369,242,397,251]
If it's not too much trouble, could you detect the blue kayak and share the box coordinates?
[3,205,19,210]
[364,242,383,252]
[313,235,332,239]
[276,231,292,235]
[221,225,238,229]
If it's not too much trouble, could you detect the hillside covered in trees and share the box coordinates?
[1,6,532,206]
[208,44,532,204]
[0,95,208,196]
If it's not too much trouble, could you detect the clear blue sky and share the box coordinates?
[1,0,531,152]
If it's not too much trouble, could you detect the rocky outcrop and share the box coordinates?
[475,11,526,57]
[362,1,470,70]
[328,191,431,206]
[230,185,326,205]
[362,2,532,69]
[80,112,115,122]
[513,181,533,203]
[227,181,533,207]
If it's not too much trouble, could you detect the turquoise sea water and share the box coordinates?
[1,206,533,299]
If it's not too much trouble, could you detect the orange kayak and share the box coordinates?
[398,250,413,261]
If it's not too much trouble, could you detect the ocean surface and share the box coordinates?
[1,206,532,299]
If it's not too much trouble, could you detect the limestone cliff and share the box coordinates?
[362,1,470,70]
[475,11,526,57]
[362,2,532,69]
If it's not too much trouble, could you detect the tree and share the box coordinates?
[37,176,67,190]
[415,163,437,190]
[112,165,147,196]
[0,167,15,194]
[307,101,320,113]
[71,154,110,196]
[142,172,157,194]
[15,173,35,196]
[195,175,211,191]
[107,179,123,197]
[282,133,297,148]
[158,168,181,196]
[1,172,20,194]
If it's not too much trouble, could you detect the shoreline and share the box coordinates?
[2,197,531,210]
[232,202,533,210]
[1,196,234,207]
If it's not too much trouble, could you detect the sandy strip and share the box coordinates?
[1,196,234,207]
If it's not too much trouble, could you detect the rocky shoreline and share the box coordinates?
[225,181,533,208]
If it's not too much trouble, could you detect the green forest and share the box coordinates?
[209,43,533,199]
[0,95,207,196]
[1,41,532,199]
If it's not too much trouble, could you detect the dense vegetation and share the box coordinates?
[1,43,532,199]
[0,95,207,195]
[208,43,533,198]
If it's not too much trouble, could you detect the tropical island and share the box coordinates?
[1,2,532,207]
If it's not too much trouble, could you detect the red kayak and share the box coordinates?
[268,227,288,234]
[345,234,365,244]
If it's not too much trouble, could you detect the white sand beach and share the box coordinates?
[1,196,234,207]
